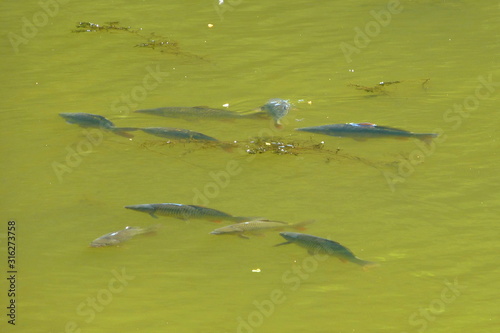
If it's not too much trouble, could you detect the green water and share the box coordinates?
[1,0,499,332]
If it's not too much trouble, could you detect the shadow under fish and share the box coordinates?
[296,122,438,144]
[59,112,139,138]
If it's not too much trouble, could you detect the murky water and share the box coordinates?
[1,0,499,332]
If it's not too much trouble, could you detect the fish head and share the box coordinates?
[210,225,241,235]
[279,232,302,242]
[125,204,155,214]
[59,112,114,128]
[90,236,120,247]
[260,98,290,121]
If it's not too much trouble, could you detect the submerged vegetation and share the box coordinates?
[72,21,207,61]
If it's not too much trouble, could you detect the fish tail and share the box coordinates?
[274,241,293,247]
[110,127,140,138]
[358,260,380,270]
[245,111,269,119]
[291,219,315,231]
[414,133,438,145]
[142,224,162,235]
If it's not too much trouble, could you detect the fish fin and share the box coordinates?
[238,234,250,239]
[274,241,292,247]
[339,258,348,263]
[415,133,438,145]
[115,127,140,132]
[274,122,284,129]
[109,129,134,138]
[149,213,158,219]
[109,127,140,138]
[308,249,315,255]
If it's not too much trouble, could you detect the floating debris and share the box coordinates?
[348,79,430,95]
[73,21,137,33]
[72,22,206,61]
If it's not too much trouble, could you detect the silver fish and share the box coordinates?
[260,98,290,128]
[90,225,159,247]
[210,220,314,239]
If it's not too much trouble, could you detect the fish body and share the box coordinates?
[141,127,218,141]
[59,112,138,138]
[296,123,438,143]
[276,232,377,268]
[210,220,313,238]
[125,203,246,222]
[90,225,158,247]
[135,106,267,120]
[260,98,290,128]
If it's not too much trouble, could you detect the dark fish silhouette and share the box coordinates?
[125,203,248,223]
[59,112,138,138]
[275,232,378,268]
[135,106,267,120]
[296,122,438,143]
[141,127,218,141]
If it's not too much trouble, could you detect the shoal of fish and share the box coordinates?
[63,96,440,270]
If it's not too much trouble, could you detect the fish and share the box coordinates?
[141,127,218,141]
[296,123,438,144]
[210,220,314,239]
[124,203,249,223]
[275,232,378,268]
[90,225,160,247]
[134,106,268,120]
[260,98,291,128]
[59,112,139,138]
